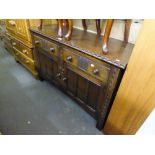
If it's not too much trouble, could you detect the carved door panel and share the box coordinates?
[36,48,59,82]
[15,20,30,41]
[64,64,106,117]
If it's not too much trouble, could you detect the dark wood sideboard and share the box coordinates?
[30,25,134,130]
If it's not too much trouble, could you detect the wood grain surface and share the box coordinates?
[103,20,155,134]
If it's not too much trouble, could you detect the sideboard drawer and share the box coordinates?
[63,48,110,83]
[34,35,59,57]
[20,42,33,59]
[47,40,59,57]
[33,35,42,47]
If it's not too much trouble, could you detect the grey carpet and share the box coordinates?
[0,40,102,135]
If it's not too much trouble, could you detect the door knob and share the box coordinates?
[62,77,67,81]
[93,69,99,75]
[67,56,72,62]
[56,73,61,78]
[50,47,55,52]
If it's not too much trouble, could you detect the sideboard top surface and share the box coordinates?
[30,25,134,69]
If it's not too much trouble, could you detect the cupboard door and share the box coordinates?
[15,20,30,41]
[64,65,107,117]
[36,48,59,84]
[87,82,100,110]
[66,69,78,96]
[38,52,47,77]
[77,76,89,103]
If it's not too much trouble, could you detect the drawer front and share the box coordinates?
[33,35,42,47]
[47,40,59,57]
[63,48,110,83]
[4,33,11,43]
[33,35,59,57]
[14,47,35,72]
[20,43,33,59]
[11,38,21,51]
[6,19,16,34]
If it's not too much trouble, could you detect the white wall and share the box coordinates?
[73,19,142,44]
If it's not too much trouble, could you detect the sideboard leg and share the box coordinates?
[102,19,114,54]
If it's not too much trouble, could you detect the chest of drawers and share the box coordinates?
[30,25,133,130]
[4,20,38,77]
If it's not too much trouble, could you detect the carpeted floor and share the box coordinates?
[0,40,102,135]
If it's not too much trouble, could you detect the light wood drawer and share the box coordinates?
[63,47,110,83]
[11,38,21,51]
[20,43,33,59]
[13,47,35,72]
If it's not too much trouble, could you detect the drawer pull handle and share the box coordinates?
[16,53,19,56]
[9,20,16,26]
[12,42,16,46]
[67,56,72,62]
[35,40,40,44]
[93,69,99,75]
[56,73,61,78]
[50,47,55,53]
[25,60,29,64]
[62,77,67,81]
[23,50,27,54]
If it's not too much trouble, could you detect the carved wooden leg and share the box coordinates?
[102,19,114,54]
[57,19,63,38]
[96,19,101,35]
[65,19,73,41]
[82,19,87,31]
[124,19,132,43]
[65,19,69,30]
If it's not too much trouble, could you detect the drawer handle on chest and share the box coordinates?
[35,40,40,44]
[9,20,16,26]
[12,42,16,46]
[67,56,72,62]
[93,69,99,75]
[23,50,28,54]
[50,47,55,53]
[25,60,29,64]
